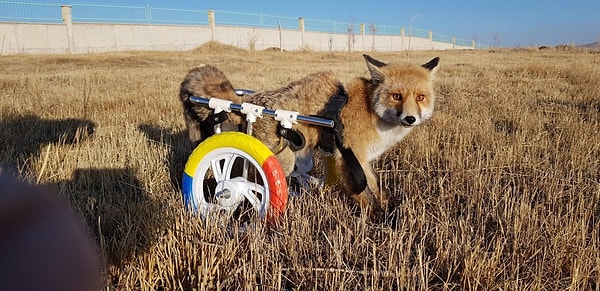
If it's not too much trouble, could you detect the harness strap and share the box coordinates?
[189,108,229,142]
[320,86,367,194]
[208,110,229,126]
[277,124,306,152]
[320,89,347,154]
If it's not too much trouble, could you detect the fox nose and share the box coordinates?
[404,116,416,124]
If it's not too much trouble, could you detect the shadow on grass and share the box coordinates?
[137,123,191,190]
[0,113,95,174]
[537,98,600,113]
[56,167,169,271]
[0,114,170,270]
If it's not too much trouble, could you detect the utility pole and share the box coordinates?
[408,13,420,51]
[406,12,420,59]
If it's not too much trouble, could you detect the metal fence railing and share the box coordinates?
[71,4,148,24]
[303,18,354,34]
[0,1,62,23]
[149,7,208,25]
[213,11,298,29]
[0,1,488,48]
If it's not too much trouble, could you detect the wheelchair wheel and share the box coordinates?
[182,132,288,222]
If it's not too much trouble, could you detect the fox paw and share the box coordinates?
[288,172,323,197]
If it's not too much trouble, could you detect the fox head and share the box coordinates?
[364,54,439,127]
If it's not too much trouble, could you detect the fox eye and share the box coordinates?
[416,94,425,101]
[392,93,402,101]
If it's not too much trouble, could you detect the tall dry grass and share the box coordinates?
[1,44,599,290]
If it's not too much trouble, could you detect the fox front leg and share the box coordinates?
[351,165,388,217]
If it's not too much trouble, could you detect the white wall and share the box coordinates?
[0,22,473,55]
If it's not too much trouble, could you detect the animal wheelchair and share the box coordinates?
[181,90,335,222]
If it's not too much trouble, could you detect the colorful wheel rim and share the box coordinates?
[182,132,288,221]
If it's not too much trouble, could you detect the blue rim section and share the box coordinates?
[182,172,195,211]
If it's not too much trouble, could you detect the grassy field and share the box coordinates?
[1,43,599,290]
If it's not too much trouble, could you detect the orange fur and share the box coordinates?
[178,55,440,216]
[179,64,243,147]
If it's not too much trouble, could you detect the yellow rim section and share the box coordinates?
[184,132,273,177]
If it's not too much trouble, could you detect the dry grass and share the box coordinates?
[1,43,599,290]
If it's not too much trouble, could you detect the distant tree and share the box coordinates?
[493,32,500,47]
[369,23,377,51]
[247,28,259,51]
[346,24,356,52]
[407,13,420,51]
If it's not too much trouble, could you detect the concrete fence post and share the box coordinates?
[299,17,304,49]
[278,22,282,52]
[61,5,74,54]
[472,39,475,49]
[452,36,456,50]
[429,30,433,50]
[400,27,405,50]
[208,10,215,41]
[145,5,151,24]
[360,23,365,51]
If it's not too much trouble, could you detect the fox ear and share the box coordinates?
[363,54,386,83]
[363,54,387,68]
[422,57,440,72]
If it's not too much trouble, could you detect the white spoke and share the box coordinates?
[210,159,224,181]
[242,183,266,211]
[222,154,237,177]
[210,154,235,181]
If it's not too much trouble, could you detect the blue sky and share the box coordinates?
[28,1,600,47]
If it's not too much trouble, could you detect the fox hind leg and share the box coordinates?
[289,149,323,193]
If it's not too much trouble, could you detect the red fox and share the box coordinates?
[179,55,439,215]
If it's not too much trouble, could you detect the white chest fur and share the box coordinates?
[366,122,413,162]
